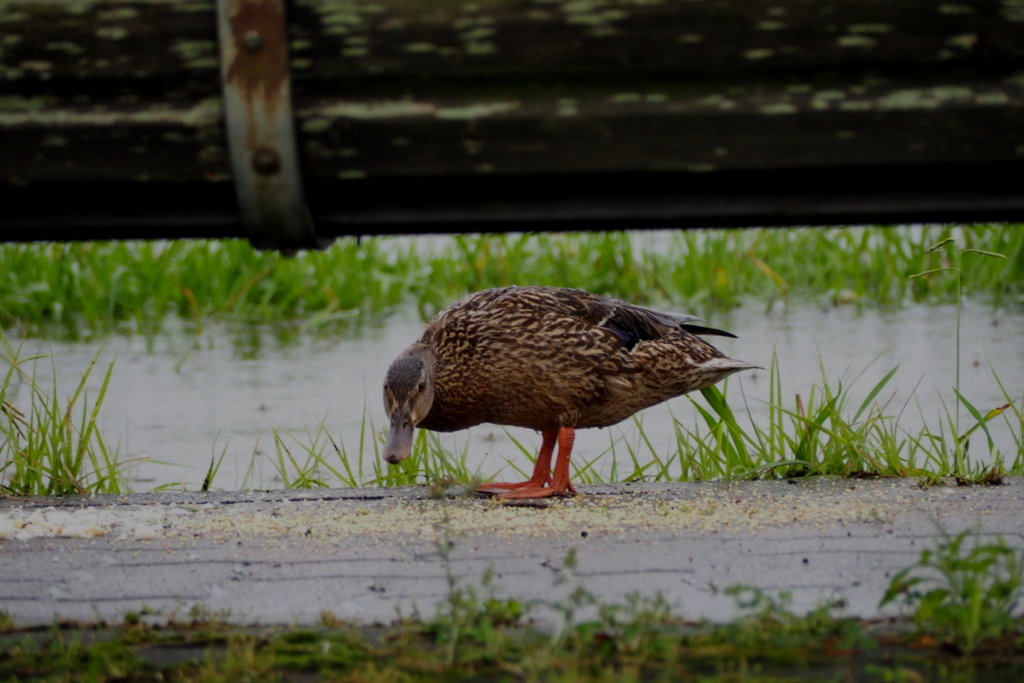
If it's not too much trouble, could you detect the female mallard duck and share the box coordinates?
[383,286,756,499]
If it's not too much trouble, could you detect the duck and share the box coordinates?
[383,285,756,499]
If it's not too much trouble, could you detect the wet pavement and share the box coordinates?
[2,478,1022,627]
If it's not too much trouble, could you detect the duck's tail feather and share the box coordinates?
[681,324,737,339]
[699,356,762,380]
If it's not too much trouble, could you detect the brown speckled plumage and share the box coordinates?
[383,286,757,497]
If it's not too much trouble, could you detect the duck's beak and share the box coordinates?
[383,413,414,465]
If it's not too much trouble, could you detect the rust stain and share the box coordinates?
[226,0,289,112]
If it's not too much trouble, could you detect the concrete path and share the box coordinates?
[2,478,1022,627]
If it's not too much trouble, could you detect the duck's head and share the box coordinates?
[382,350,435,464]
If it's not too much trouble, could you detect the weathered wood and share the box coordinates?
[2,0,1023,239]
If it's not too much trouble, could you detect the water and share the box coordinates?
[5,300,1023,490]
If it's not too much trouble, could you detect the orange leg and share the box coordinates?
[496,426,577,499]
[477,430,556,492]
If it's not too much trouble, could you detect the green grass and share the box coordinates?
[0,237,413,339]
[3,224,1023,338]
[659,360,1023,483]
[0,330,129,496]
[882,527,1024,656]
[264,415,484,490]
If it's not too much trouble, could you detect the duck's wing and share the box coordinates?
[563,290,738,350]
[624,307,738,339]
[457,286,738,348]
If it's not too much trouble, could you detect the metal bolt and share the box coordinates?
[251,146,281,175]
[243,30,263,51]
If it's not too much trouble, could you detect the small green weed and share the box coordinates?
[424,482,523,667]
[200,440,228,492]
[909,236,1008,465]
[544,547,598,653]
[880,527,1024,655]
[256,414,369,490]
[721,586,875,655]
[0,331,128,495]
[123,605,160,626]
[371,427,479,488]
[270,425,330,489]
[183,603,232,628]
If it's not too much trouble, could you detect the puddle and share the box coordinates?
[5,300,1023,490]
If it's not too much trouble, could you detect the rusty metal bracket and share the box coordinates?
[216,0,331,252]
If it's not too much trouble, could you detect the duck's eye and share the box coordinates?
[418,381,425,391]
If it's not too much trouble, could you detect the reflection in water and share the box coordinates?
[6,301,1023,489]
